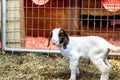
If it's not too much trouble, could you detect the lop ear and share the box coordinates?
[47,32,52,47]
[63,30,69,49]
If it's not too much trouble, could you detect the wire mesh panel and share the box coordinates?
[2,0,120,53]
[80,0,120,41]
[24,0,80,50]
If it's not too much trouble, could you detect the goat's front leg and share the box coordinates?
[76,67,80,76]
[69,58,79,80]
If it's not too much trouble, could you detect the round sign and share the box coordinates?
[32,0,49,6]
[102,0,120,12]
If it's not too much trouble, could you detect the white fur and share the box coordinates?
[51,28,120,80]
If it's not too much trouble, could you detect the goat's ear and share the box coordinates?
[47,32,52,47]
[63,30,69,49]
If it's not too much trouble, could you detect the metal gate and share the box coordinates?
[1,0,120,55]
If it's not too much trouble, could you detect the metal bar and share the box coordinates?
[3,47,60,54]
[2,47,120,56]
[109,53,120,56]
[1,0,6,53]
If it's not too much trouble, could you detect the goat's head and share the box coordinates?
[47,28,69,49]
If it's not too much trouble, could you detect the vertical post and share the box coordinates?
[2,0,6,53]
[6,0,25,48]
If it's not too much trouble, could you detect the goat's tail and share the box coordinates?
[108,43,120,53]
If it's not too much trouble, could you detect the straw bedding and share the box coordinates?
[0,52,119,80]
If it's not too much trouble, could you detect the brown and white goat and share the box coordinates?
[47,28,120,80]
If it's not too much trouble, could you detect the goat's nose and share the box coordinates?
[52,39,57,42]
[52,39,58,43]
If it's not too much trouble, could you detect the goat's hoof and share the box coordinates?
[68,78,76,80]
[76,71,80,76]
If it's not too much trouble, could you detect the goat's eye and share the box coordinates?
[59,33,64,38]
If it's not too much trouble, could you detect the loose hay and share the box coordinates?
[0,53,119,80]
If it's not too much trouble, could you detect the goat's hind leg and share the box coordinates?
[104,59,111,68]
[91,58,110,80]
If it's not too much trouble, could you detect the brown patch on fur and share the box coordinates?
[47,32,52,47]
[59,29,69,49]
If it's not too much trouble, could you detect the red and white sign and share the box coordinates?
[102,0,120,12]
[32,0,49,5]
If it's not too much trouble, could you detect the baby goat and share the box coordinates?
[47,28,120,80]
